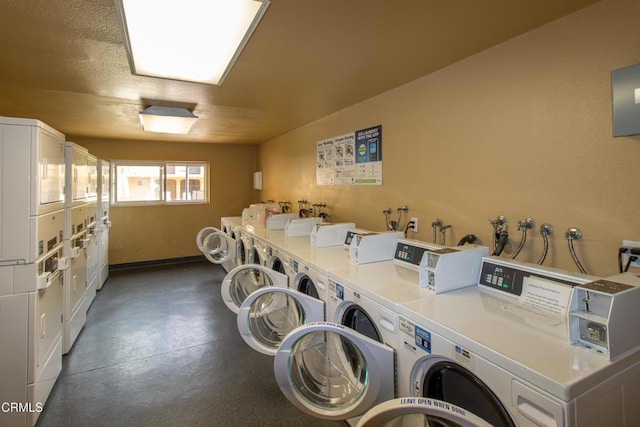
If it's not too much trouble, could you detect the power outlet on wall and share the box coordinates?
[621,240,640,270]
[408,217,418,232]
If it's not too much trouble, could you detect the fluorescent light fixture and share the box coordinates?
[139,106,198,134]
[116,0,270,85]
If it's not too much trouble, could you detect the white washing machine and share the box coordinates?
[267,272,399,422]
[394,258,640,427]
[240,231,260,265]
[234,243,337,356]
[252,236,270,266]
[230,223,248,266]
[220,216,241,236]
[266,246,293,278]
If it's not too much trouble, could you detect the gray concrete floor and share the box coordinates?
[37,261,345,427]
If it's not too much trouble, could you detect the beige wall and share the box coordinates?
[70,137,257,265]
[258,0,640,277]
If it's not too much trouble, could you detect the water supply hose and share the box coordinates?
[511,228,527,259]
[537,224,553,265]
[565,228,587,274]
[457,234,477,246]
[492,231,509,256]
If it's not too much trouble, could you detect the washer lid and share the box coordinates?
[355,398,493,427]
[273,322,394,420]
[221,264,288,313]
[237,287,324,356]
[202,231,236,264]
[196,226,219,252]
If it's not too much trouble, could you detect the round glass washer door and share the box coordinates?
[196,226,219,253]
[202,231,236,264]
[274,322,394,420]
[237,287,324,356]
[221,265,288,314]
[355,397,493,427]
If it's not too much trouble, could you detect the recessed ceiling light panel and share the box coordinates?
[116,0,270,85]
[139,106,198,134]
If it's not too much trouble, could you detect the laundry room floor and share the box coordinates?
[36,260,345,427]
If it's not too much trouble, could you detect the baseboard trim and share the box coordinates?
[109,255,207,271]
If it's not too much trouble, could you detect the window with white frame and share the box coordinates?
[112,161,209,205]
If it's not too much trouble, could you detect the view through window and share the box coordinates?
[112,161,208,205]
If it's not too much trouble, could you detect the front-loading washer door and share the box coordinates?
[355,397,493,427]
[196,226,219,252]
[273,322,394,421]
[202,231,236,264]
[414,356,516,427]
[221,265,288,314]
[237,287,324,356]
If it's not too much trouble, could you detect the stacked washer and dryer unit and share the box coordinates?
[63,141,97,354]
[0,117,112,426]
[0,117,67,426]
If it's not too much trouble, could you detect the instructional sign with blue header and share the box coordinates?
[316,125,382,185]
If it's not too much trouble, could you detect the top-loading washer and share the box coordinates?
[392,257,640,427]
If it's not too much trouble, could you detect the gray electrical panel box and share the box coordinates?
[612,63,640,136]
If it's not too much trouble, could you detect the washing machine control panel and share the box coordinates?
[394,242,427,267]
[479,259,578,298]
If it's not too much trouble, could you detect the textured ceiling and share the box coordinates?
[0,0,599,144]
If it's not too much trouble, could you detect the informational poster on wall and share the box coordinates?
[316,125,382,186]
[316,137,335,185]
[354,125,382,185]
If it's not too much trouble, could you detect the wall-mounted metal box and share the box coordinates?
[612,63,640,136]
